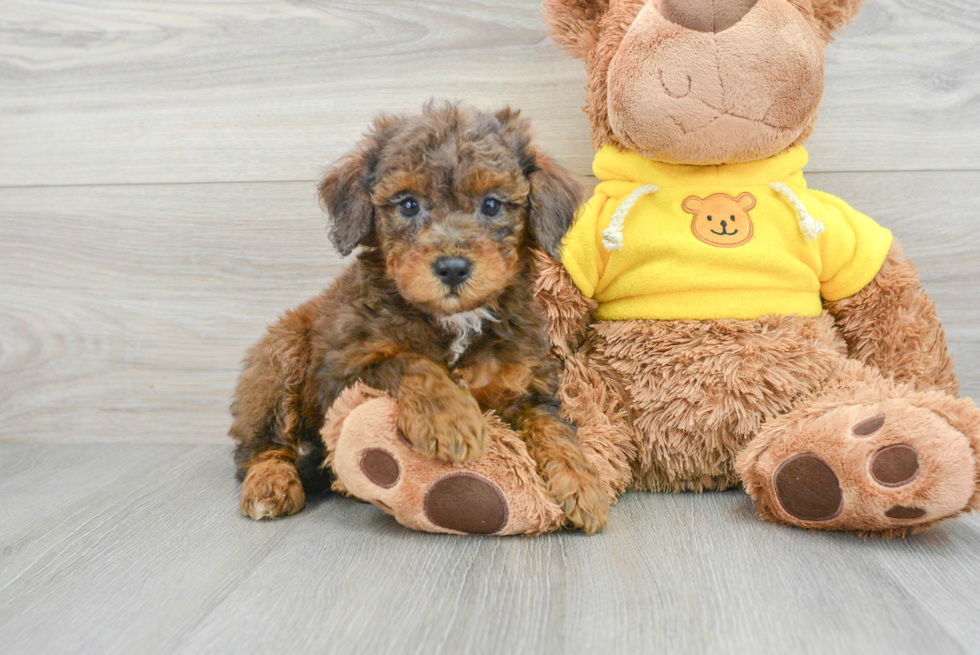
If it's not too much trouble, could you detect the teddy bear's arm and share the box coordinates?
[824,240,959,395]
[533,250,597,360]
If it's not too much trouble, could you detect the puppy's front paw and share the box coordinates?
[240,458,305,520]
[543,457,610,535]
[399,386,487,462]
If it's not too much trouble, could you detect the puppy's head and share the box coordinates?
[318,102,582,316]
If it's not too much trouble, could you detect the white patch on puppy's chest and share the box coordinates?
[439,308,499,365]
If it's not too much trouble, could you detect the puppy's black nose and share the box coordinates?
[432,257,472,288]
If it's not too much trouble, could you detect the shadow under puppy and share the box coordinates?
[230,102,609,533]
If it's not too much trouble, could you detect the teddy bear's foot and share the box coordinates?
[739,395,980,536]
[320,384,564,536]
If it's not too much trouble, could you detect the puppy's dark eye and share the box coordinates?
[481,197,502,218]
[707,215,713,221]
[398,197,420,218]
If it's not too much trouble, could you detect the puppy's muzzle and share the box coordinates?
[432,256,472,289]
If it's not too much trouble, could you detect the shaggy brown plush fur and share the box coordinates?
[532,249,596,359]
[230,103,608,532]
[585,313,848,492]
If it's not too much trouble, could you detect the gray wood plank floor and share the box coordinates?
[1,443,979,655]
[2,0,980,653]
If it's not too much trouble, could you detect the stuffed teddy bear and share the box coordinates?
[324,0,980,537]
[532,0,980,536]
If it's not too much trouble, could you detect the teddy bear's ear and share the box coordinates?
[542,0,611,60]
[681,196,704,215]
[808,0,864,41]
[735,192,756,211]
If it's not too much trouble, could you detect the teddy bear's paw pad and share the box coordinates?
[884,505,927,519]
[424,473,509,534]
[852,415,885,437]
[773,453,842,522]
[758,401,977,534]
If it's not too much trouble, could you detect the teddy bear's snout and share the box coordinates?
[660,0,758,33]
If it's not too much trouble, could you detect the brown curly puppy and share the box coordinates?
[229,102,610,533]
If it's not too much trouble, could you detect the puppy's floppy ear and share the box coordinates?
[318,117,394,256]
[807,0,864,41]
[495,107,584,259]
[542,0,610,60]
[526,152,584,259]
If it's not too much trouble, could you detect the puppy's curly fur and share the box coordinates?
[230,102,610,533]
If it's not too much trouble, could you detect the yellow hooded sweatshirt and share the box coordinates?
[560,146,893,321]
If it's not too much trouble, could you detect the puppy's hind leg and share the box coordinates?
[230,311,314,520]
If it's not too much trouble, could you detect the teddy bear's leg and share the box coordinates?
[738,360,980,536]
[557,351,638,499]
[320,384,564,536]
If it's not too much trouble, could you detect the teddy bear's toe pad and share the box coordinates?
[360,449,400,488]
[869,444,920,487]
[885,505,926,519]
[753,399,977,534]
[852,415,885,437]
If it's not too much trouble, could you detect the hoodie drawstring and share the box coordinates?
[769,181,826,242]
[602,184,659,251]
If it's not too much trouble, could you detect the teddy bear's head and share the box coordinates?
[543,0,864,165]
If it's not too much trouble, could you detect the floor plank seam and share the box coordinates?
[2,168,980,191]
